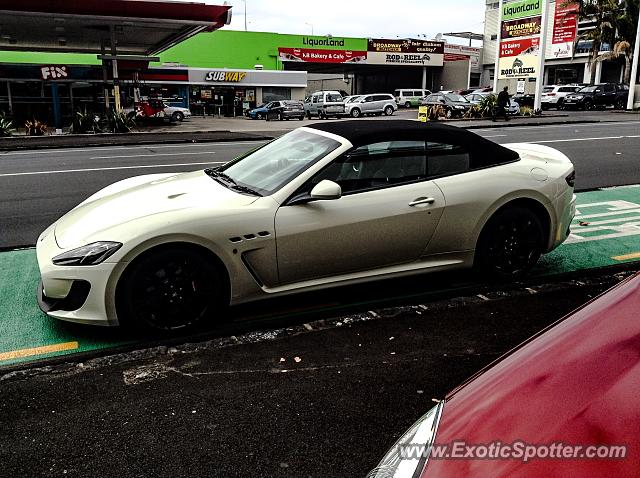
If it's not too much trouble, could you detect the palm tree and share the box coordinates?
[569,0,639,84]
[568,0,619,84]
[598,0,639,84]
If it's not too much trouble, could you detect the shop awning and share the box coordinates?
[0,0,232,55]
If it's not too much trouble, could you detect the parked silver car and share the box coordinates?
[344,93,397,118]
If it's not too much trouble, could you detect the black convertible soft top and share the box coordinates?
[307,120,519,166]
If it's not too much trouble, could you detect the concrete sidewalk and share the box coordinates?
[0,109,637,151]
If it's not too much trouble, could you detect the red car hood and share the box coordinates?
[424,273,640,477]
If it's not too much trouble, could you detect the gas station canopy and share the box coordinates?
[0,0,232,55]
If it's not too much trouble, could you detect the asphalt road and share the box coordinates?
[0,120,639,248]
[0,274,625,478]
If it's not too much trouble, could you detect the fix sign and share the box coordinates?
[40,65,68,80]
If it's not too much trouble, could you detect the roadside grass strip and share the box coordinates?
[0,249,130,366]
[1,186,640,367]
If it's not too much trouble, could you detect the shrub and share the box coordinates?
[103,110,136,133]
[426,105,446,120]
[25,119,47,136]
[71,108,101,134]
[520,106,534,117]
[476,94,497,118]
[0,111,14,137]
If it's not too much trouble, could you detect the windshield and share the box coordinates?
[218,129,342,196]
[543,87,554,93]
[579,86,597,93]
[445,93,468,102]
[346,96,362,103]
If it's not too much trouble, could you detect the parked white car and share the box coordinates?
[541,85,582,109]
[37,120,575,331]
[163,105,191,122]
[344,93,397,118]
[304,91,345,119]
[394,89,431,108]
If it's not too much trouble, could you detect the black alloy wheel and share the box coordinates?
[476,207,544,279]
[117,247,226,332]
[172,111,184,122]
[404,101,412,108]
[615,98,625,110]
[256,113,264,120]
[350,108,361,118]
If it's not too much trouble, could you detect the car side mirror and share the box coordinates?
[287,180,342,206]
[310,180,342,200]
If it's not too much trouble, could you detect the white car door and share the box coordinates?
[274,141,446,284]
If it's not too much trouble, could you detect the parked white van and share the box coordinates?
[394,89,431,108]
[304,91,346,119]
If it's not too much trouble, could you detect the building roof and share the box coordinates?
[0,0,232,56]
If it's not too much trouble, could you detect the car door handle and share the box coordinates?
[409,197,435,207]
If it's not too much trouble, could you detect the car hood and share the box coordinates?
[423,274,640,477]
[54,171,258,249]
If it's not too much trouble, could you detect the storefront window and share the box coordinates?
[262,87,291,102]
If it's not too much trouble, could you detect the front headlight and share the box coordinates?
[368,402,443,478]
[52,241,122,266]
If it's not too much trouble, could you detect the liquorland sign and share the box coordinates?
[502,0,542,21]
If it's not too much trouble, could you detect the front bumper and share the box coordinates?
[36,227,119,326]
[551,192,577,250]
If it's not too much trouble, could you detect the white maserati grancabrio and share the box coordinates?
[37,120,576,331]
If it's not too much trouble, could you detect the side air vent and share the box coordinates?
[228,231,271,243]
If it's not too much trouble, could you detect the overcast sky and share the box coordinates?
[199,0,486,45]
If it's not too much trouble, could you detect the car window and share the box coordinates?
[326,94,342,102]
[305,141,427,195]
[543,87,554,93]
[427,142,470,177]
[426,95,437,102]
[220,129,341,196]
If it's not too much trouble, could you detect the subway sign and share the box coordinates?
[204,70,247,82]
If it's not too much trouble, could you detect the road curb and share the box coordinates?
[0,131,275,152]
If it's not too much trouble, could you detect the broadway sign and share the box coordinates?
[367,39,444,66]
[278,48,367,64]
[501,16,542,39]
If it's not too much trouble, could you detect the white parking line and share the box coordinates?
[0,161,225,177]
[472,120,640,133]
[90,151,217,160]
[0,141,266,156]
[533,135,637,144]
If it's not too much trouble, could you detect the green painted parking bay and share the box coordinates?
[2,185,640,367]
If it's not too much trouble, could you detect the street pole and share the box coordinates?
[533,0,549,112]
[493,0,504,93]
[242,0,247,31]
[626,9,640,110]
